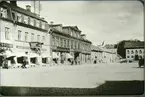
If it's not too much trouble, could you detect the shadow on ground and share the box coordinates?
[0,80,144,96]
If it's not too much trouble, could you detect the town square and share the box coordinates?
[0,0,144,96]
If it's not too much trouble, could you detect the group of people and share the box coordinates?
[0,56,29,69]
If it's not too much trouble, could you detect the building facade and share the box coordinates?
[49,23,92,65]
[124,41,144,61]
[0,1,51,67]
[91,45,103,64]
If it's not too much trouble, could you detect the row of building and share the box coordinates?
[0,1,94,67]
[1,1,142,68]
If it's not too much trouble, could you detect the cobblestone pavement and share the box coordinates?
[0,63,144,88]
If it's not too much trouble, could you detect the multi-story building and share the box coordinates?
[91,45,103,64]
[0,1,51,67]
[124,41,144,61]
[49,22,92,65]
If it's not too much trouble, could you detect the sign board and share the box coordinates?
[0,42,13,48]
[29,42,43,48]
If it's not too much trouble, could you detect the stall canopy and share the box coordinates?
[52,52,59,59]
[66,53,73,59]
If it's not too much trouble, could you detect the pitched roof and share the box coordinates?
[91,45,103,51]
[124,41,144,49]
[63,26,81,32]
[0,1,47,22]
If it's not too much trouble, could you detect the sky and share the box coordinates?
[17,1,144,46]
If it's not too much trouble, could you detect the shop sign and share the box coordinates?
[16,45,30,50]
[0,42,13,48]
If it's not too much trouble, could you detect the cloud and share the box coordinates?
[17,1,143,45]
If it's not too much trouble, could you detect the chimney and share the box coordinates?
[50,21,54,25]
[10,1,17,6]
[81,34,86,39]
[26,5,31,12]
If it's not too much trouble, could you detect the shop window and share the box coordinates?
[42,58,47,63]
[18,30,21,41]
[5,27,10,40]
[30,58,36,64]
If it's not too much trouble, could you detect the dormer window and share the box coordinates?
[36,19,40,28]
[17,13,22,22]
[11,11,16,21]
[23,15,28,24]
[0,7,8,18]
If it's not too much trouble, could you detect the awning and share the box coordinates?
[52,52,59,58]
[29,53,39,58]
[41,53,51,58]
[66,53,73,59]
[3,50,16,58]
[14,52,28,57]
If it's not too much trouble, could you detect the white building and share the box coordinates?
[124,41,144,61]
[91,45,103,64]
[0,1,51,68]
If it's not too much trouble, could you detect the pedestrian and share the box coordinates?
[22,57,28,68]
[138,56,143,67]
[3,57,8,69]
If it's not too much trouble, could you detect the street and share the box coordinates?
[1,63,144,88]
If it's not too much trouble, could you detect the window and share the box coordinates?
[131,50,134,54]
[131,56,134,58]
[37,35,40,42]
[64,39,66,48]
[22,15,28,24]
[42,36,45,43]
[5,27,10,40]
[139,50,142,54]
[60,38,63,47]
[31,33,34,42]
[42,22,45,29]
[30,17,34,26]
[36,19,40,27]
[127,56,130,58]
[56,37,59,47]
[17,13,22,22]
[18,30,21,41]
[71,40,73,49]
[135,50,138,54]
[67,40,69,48]
[25,32,28,41]
[0,7,7,18]
[52,36,55,46]
[12,11,16,20]
[127,50,130,54]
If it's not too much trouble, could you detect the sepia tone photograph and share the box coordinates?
[0,0,144,96]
